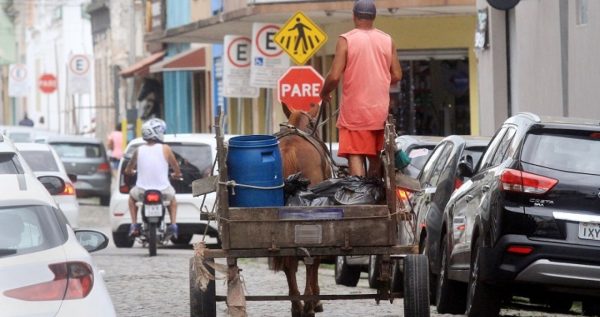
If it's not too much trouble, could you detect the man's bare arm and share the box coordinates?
[163,145,182,177]
[390,41,402,84]
[124,150,137,175]
[319,37,348,102]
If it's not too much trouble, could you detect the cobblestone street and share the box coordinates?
[81,199,581,317]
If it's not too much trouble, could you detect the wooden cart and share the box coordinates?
[190,115,429,317]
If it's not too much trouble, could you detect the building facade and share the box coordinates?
[0,2,16,124]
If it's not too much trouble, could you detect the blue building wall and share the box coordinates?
[164,0,191,133]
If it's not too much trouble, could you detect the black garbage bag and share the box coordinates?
[283,172,311,200]
[285,175,385,206]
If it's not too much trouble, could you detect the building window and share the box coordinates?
[577,0,589,26]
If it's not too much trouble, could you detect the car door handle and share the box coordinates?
[482,185,491,192]
[465,195,474,202]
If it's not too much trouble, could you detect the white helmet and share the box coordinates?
[141,118,166,142]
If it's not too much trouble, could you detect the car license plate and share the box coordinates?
[578,222,600,241]
[145,205,162,217]
[295,225,322,245]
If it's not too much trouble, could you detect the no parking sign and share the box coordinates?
[250,23,290,88]
[8,64,28,97]
[68,54,92,94]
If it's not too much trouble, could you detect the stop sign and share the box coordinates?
[39,73,57,94]
[277,66,324,111]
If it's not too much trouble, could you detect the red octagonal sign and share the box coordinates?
[277,66,324,112]
[39,73,57,94]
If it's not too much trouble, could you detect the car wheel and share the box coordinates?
[368,255,382,289]
[100,195,110,206]
[420,237,437,303]
[112,232,134,248]
[465,236,501,317]
[171,234,193,245]
[435,234,467,314]
[334,256,361,287]
[548,298,573,313]
[403,254,430,317]
[583,300,600,316]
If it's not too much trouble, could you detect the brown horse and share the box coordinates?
[273,103,332,317]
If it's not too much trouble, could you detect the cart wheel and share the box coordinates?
[368,255,382,289]
[335,256,360,287]
[403,254,430,317]
[390,259,403,294]
[190,258,216,317]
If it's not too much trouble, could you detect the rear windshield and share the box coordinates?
[407,146,436,170]
[51,142,102,159]
[522,131,600,175]
[0,205,66,258]
[0,153,25,174]
[20,150,59,172]
[8,132,33,143]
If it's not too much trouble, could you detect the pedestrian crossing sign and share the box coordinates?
[274,11,328,65]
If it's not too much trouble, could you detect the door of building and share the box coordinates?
[392,49,470,136]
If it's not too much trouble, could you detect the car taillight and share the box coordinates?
[97,162,110,173]
[3,262,94,301]
[396,188,410,209]
[146,193,161,203]
[454,178,463,190]
[500,169,558,195]
[60,183,76,195]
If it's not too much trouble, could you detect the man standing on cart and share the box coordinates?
[319,0,402,177]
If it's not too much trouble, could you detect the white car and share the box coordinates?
[0,135,116,317]
[15,143,80,228]
[110,133,227,247]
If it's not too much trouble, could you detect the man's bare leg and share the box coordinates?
[128,196,137,224]
[367,155,383,178]
[348,155,366,177]
[168,197,177,225]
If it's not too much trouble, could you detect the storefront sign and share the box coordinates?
[8,64,28,97]
[277,66,323,111]
[250,23,290,88]
[223,35,259,98]
[275,11,327,65]
[67,54,92,95]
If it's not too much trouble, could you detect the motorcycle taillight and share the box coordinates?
[146,193,161,203]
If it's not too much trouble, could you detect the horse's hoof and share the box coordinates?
[292,311,303,317]
[314,302,323,313]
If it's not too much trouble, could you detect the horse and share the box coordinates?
[273,102,333,317]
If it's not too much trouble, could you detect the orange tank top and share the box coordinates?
[337,28,392,130]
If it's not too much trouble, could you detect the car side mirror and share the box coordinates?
[75,230,109,253]
[68,173,78,183]
[38,175,65,195]
[458,161,474,178]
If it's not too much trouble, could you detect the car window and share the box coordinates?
[407,146,436,170]
[428,143,454,187]
[462,146,487,169]
[51,142,102,158]
[19,150,60,172]
[0,205,66,258]
[521,131,600,175]
[490,128,516,167]
[0,153,24,174]
[478,127,507,171]
[419,143,446,184]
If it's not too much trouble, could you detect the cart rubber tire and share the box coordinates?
[112,232,134,248]
[368,255,382,289]
[403,254,430,317]
[171,234,193,245]
[465,237,501,317]
[190,258,216,317]
[436,234,467,314]
[335,256,360,287]
[390,259,403,293]
[148,222,157,257]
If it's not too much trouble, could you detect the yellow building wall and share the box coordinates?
[321,15,479,136]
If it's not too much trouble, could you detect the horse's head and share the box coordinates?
[282,102,320,133]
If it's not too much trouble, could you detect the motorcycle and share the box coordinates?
[135,190,172,256]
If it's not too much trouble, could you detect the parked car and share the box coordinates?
[110,134,227,248]
[0,135,115,317]
[334,135,443,288]
[46,136,112,206]
[435,113,600,316]
[403,135,489,296]
[0,126,60,143]
[15,142,80,228]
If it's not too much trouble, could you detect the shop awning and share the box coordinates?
[150,47,208,73]
[120,51,166,78]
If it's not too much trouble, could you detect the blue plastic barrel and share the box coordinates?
[226,135,284,207]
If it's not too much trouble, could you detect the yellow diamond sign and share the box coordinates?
[274,11,328,65]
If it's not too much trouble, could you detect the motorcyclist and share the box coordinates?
[124,118,182,238]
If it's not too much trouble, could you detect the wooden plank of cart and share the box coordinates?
[189,112,429,317]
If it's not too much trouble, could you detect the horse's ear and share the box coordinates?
[308,103,320,118]
[282,103,291,119]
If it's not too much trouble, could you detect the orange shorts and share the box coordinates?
[338,128,384,158]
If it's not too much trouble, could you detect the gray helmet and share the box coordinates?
[141,118,166,142]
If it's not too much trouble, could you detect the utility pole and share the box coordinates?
[127,0,137,116]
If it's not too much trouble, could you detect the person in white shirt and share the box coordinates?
[124,118,182,238]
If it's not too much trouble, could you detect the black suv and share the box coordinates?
[435,113,600,316]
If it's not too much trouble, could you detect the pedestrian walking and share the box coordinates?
[107,122,124,175]
[319,0,402,177]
